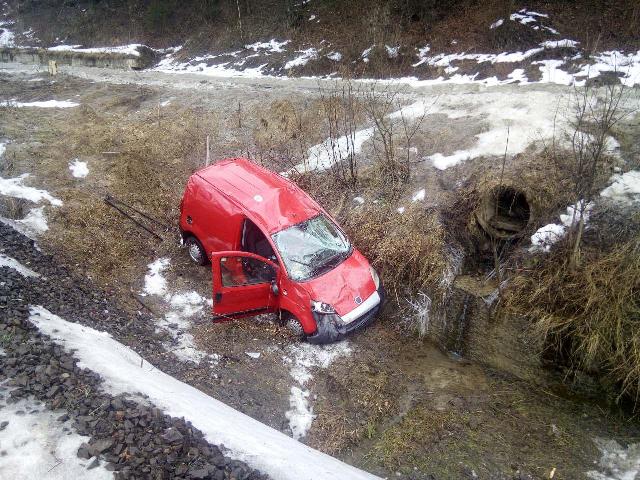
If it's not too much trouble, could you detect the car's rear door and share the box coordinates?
[211,251,279,319]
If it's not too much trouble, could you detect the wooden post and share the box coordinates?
[205,135,210,166]
[48,60,57,76]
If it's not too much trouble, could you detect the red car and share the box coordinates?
[179,158,384,343]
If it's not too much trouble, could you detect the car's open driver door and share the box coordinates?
[211,251,279,320]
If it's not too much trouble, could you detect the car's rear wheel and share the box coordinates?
[185,236,208,266]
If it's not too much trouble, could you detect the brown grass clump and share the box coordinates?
[306,360,396,456]
[342,203,448,298]
[503,237,640,405]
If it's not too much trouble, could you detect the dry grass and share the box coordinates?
[343,203,448,297]
[42,101,218,290]
[503,236,640,405]
[306,360,397,455]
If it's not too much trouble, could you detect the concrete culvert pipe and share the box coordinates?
[475,186,531,240]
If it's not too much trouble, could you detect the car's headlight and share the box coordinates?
[370,266,380,289]
[311,300,336,314]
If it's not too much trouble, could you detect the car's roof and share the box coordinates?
[195,158,322,234]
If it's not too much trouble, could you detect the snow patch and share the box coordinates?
[0,395,112,480]
[529,201,592,253]
[361,45,375,63]
[412,189,425,202]
[287,386,314,440]
[529,223,567,253]
[245,39,289,54]
[385,45,400,59]
[28,306,379,480]
[0,173,63,206]
[600,171,640,205]
[0,20,15,47]
[142,259,217,364]
[16,206,49,235]
[0,253,40,277]
[143,258,170,296]
[283,342,352,439]
[47,43,146,57]
[490,19,504,29]
[541,39,579,49]
[326,51,342,62]
[587,438,640,480]
[291,126,375,173]
[284,48,318,69]
[69,159,89,178]
[245,352,261,359]
[510,9,549,29]
[2,100,80,108]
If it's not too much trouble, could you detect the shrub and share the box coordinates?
[503,236,640,405]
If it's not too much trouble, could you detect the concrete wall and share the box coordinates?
[0,46,157,70]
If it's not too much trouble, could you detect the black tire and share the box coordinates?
[185,236,208,266]
[280,311,306,340]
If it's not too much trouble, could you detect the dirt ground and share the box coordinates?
[1,63,639,479]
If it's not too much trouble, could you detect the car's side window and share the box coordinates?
[242,219,276,261]
[220,256,275,287]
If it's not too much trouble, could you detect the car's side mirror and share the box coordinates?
[271,281,279,296]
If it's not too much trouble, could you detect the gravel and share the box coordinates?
[0,223,269,480]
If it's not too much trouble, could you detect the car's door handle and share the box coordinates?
[215,293,222,303]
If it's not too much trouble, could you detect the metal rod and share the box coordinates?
[105,194,172,230]
[103,196,164,241]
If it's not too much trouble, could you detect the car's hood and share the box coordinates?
[303,249,377,317]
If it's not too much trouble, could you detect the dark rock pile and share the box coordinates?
[0,224,269,480]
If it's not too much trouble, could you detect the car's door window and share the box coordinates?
[220,256,275,287]
[242,219,276,261]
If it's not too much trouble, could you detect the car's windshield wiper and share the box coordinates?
[289,257,311,267]
[308,248,349,276]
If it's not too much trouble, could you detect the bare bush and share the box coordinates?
[315,80,364,186]
[362,83,426,187]
[553,81,632,267]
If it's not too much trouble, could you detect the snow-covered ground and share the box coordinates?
[142,258,217,364]
[0,394,112,480]
[530,168,640,253]
[601,170,640,205]
[283,342,352,439]
[48,44,147,57]
[0,253,40,277]
[2,99,80,108]
[0,142,60,238]
[587,438,640,480]
[29,306,380,480]
[293,88,573,176]
[150,6,640,89]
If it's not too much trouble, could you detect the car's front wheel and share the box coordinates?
[185,236,208,266]
[281,312,305,340]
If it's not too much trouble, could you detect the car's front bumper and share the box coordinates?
[307,286,385,344]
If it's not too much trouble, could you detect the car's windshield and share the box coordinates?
[272,214,351,281]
